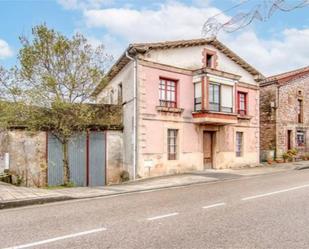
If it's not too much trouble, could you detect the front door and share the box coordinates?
[203,131,213,169]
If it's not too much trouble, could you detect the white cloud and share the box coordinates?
[58,0,113,10]
[0,39,13,60]
[84,2,228,42]
[77,1,308,76]
[221,28,309,76]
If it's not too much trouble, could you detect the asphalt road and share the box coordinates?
[1,169,309,249]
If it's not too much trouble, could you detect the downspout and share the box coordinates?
[125,51,137,180]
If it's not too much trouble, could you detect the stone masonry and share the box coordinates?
[260,67,309,160]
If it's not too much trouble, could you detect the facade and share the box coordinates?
[260,66,309,160]
[95,38,263,179]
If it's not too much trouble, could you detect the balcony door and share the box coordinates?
[203,131,214,169]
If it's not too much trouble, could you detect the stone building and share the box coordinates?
[260,66,309,160]
[94,38,263,180]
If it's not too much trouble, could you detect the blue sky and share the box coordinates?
[0,0,308,76]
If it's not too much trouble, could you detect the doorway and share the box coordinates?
[203,131,214,169]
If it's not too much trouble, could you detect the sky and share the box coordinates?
[0,0,308,76]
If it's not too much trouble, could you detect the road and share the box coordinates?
[1,169,309,249]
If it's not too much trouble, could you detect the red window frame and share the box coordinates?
[237,92,247,115]
[159,78,177,108]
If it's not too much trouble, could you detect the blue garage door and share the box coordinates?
[47,132,106,187]
[89,131,106,186]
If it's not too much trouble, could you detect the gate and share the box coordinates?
[68,133,87,187]
[47,132,106,187]
[89,131,106,186]
[47,134,64,186]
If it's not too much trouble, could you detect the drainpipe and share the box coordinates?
[125,51,137,180]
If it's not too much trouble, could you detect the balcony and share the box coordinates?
[192,110,238,125]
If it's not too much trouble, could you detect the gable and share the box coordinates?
[143,44,258,85]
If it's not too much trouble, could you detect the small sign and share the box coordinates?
[144,159,154,168]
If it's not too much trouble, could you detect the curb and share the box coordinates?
[0,196,74,210]
[295,165,309,170]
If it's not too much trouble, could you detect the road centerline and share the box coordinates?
[242,184,309,201]
[202,202,226,209]
[3,227,107,249]
[147,212,179,221]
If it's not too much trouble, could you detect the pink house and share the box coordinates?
[94,38,264,180]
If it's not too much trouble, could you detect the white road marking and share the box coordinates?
[3,227,106,249]
[147,212,179,221]
[242,184,309,201]
[202,202,226,209]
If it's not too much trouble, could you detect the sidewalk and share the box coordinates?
[1,161,308,209]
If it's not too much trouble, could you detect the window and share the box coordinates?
[209,83,220,112]
[209,83,233,113]
[206,54,213,68]
[297,130,305,147]
[118,83,122,105]
[194,82,202,111]
[287,130,292,150]
[168,129,178,160]
[237,92,247,115]
[159,78,177,108]
[236,132,243,157]
[298,99,303,123]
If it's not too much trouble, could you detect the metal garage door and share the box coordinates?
[47,132,106,187]
[89,131,106,186]
[68,133,87,187]
[47,134,64,186]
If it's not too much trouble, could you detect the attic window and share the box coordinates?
[203,48,217,69]
[206,54,213,68]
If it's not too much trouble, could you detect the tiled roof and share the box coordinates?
[261,66,309,86]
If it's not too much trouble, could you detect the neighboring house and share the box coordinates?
[260,66,309,160]
[94,38,264,179]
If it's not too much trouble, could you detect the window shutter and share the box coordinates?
[221,85,233,109]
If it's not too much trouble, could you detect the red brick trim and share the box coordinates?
[202,48,218,69]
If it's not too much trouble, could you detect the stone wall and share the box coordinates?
[260,84,277,160]
[106,130,124,184]
[260,74,309,160]
[276,75,309,157]
[0,130,47,187]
